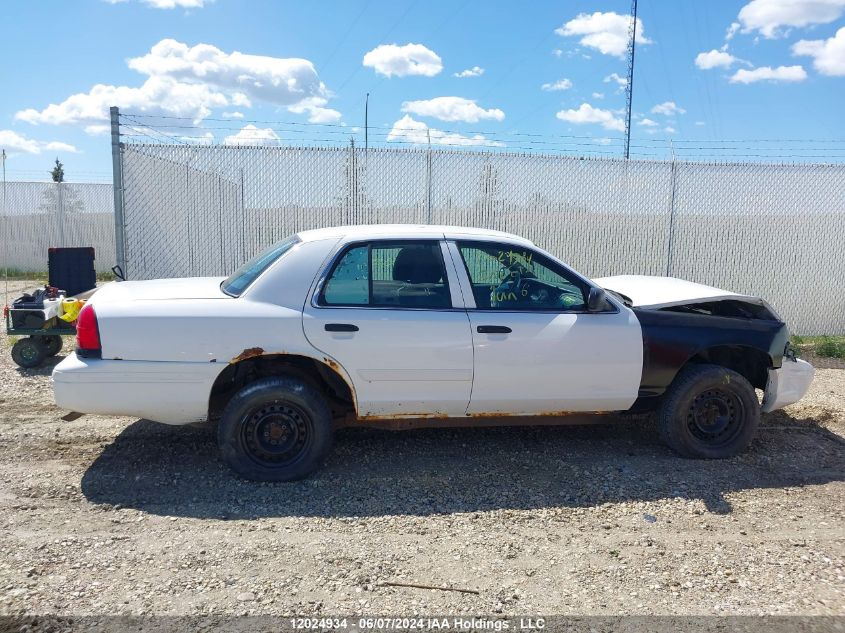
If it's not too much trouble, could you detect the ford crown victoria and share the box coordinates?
[52,225,814,481]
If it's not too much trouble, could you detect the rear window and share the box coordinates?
[221,235,300,297]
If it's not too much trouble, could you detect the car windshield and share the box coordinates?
[221,235,300,297]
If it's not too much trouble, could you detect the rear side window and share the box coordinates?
[221,235,299,297]
[320,241,451,309]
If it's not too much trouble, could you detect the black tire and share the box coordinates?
[217,376,333,482]
[658,363,760,459]
[11,337,47,369]
[37,335,63,357]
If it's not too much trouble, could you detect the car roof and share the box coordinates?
[296,224,534,245]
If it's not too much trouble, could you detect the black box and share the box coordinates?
[48,247,96,297]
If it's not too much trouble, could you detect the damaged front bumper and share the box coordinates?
[761,358,815,413]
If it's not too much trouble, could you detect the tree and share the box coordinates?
[51,158,64,183]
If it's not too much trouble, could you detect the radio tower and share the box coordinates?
[623,0,638,159]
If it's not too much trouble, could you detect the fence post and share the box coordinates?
[426,133,433,224]
[665,154,678,277]
[56,181,65,247]
[110,106,127,279]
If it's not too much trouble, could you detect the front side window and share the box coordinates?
[320,241,451,309]
[221,235,299,297]
[458,242,588,311]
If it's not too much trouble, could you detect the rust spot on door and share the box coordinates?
[230,347,264,364]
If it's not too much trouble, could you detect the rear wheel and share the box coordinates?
[38,335,63,357]
[11,337,46,369]
[217,376,333,481]
[658,364,759,459]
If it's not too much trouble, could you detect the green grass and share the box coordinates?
[791,335,845,359]
[1,270,115,282]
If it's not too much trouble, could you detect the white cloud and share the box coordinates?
[128,39,326,106]
[726,22,741,40]
[362,43,442,78]
[737,0,845,38]
[16,76,229,127]
[541,78,573,91]
[400,97,504,123]
[793,27,845,76]
[651,101,686,116]
[552,49,564,57]
[223,124,280,146]
[555,103,624,132]
[603,72,628,87]
[664,126,676,134]
[592,92,605,99]
[695,49,738,69]
[637,118,659,127]
[0,130,78,155]
[17,39,339,130]
[729,64,808,83]
[287,97,342,123]
[695,121,706,126]
[386,115,504,147]
[453,66,484,78]
[556,11,651,57]
[222,111,244,119]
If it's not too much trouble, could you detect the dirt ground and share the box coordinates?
[0,286,843,620]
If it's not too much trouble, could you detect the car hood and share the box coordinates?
[88,277,230,303]
[594,275,760,309]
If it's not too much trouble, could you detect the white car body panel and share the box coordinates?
[595,275,758,309]
[52,353,220,424]
[761,358,815,413]
[462,310,643,414]
[302,308,474,417]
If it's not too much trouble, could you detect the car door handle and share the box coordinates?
[477,325,512,334]
[325,323,359,332]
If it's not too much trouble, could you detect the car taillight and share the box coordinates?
[76,304,101,358]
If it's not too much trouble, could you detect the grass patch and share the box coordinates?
[791,335,845,359]
[1,270,115,283]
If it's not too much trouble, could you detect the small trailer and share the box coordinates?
[5,300,77,368]
[4,247,98,369]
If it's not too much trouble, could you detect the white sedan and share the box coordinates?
[52,225,814,481]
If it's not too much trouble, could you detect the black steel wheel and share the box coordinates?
[218,376,333,481]
[37,335,63,357]
[11,337,46,369]
[658,364,759,459]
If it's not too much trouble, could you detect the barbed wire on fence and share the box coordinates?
[117,113,845,164]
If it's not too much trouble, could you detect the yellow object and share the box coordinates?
[59,299,84,323]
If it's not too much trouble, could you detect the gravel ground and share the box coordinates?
[0,284,843,619]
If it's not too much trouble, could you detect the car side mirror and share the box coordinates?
[587,287,610,312]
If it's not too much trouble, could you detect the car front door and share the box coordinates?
[449,240,643,415]
[302,239,473,418]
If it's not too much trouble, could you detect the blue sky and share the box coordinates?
[2,0,844,181]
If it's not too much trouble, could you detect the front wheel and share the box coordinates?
[658,364,760,459]
[217,376,333,481]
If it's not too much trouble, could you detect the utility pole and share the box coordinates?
[623,0,638,160]
[364,93,369,151]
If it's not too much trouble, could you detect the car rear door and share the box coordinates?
[448,240,643,415]
[302,238,473,418]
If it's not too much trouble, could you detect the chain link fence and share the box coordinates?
[1,181,115,274]
[117,143,845,334]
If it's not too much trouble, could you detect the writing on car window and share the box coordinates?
[458,242,587,311]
